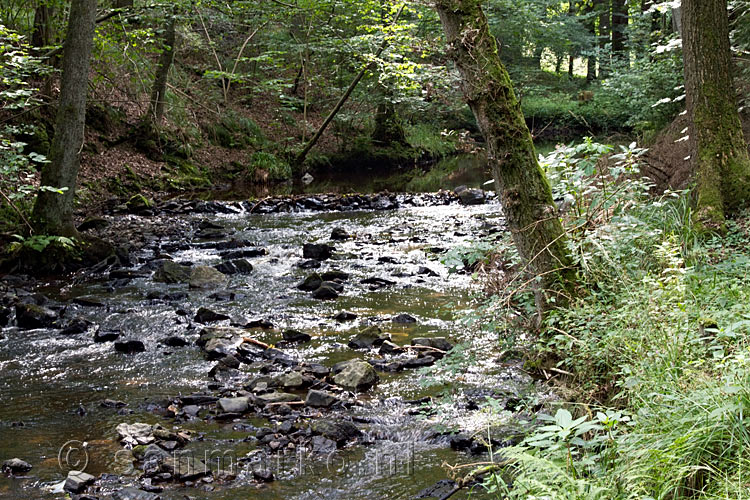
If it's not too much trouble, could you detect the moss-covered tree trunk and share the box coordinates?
[147,14,177,125]
[434,0,577,315]
[32,0,97,236]
[683,0,750,231]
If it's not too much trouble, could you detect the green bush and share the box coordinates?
[250,151,291,182]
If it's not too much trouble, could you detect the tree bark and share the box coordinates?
[434,0,577,315]
[31,3,53,49]
[586,0,597,82]
[683,0,750,231]
[32,0,97,236]
[148,14,177,125]
[597,0,610,77]
[611,0,627,60]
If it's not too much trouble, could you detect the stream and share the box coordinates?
[0,172,548,499]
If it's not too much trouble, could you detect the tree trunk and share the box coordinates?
[31,3,53,49]
[597,0,610,77]
[32,0,97,237]
[683,0,750,232]
[372,99,407,147]
[148,14,177,125]
[611,0,628,60]
[434,0,577,316]
[586,0,597,82]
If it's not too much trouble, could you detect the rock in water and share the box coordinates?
[311,419,361,445]
[112,488,161,500]
[412,337,454,352]
[392,313,417,324]
[114,339,145,354]
[457,187,485,205]
[297,273,322,291]
[194,307,230,323]
[332,360,378,391]
[282,329,311,343]
[218,397,250,413]
[333,311,357,322]
[1,458,32,474]
[15,303,57,329]
[153,261,191,283]
[330,227,349,240]
[64,470,95,493]
[302,243,334,260]
[305,390,339,408]
[189,266,228,289]
[312,283,339,300]
[348,325,388,349]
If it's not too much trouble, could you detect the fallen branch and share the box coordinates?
[242,337,271,349]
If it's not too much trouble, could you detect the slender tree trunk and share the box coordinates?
[148,14,177,125]
[598,0,610,77]
[32,0,97,236]
[586,0,597,82]
[611,0,628,60]
[434,0,577,316]
[568,1,576,80]
[683,0,750,232]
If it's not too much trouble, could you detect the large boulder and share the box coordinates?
[189,266,228,289]
[297,273,322,291]
[311,283,340,300]
[332,360,378,391]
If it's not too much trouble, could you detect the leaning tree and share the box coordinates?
[434,0,577,316]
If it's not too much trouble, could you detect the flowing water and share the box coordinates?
[0,172,544,499]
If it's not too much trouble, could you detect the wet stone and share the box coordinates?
[64,470,96,493]
[303,243,334,260]
[218,397,250,413]
[311,435,337,454]
[188,266,228,289]
[282,329,311,344]
[15,303,57,329]
[348,326,389,349]
[214,259,253,275]
[312,283,340,300]
[310,419,361,446]
[160,335,189,347]
[153,261,191,284]
[392,313,417,324]
[193,307,230,324]
[305,389,339,408]
[297,259,321,269]
[114,339,146,354]
[331,360,379,391]
[257,392,302,404]
[1,458,32,474]
[94,327,120,342]
[412,337,454,352]
[333,311,357,322]
[112,487,161,500]
[297,273,322,291]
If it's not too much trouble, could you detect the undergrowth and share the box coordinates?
[445,139,750,499]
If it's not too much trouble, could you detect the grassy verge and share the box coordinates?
[447,139,750,499]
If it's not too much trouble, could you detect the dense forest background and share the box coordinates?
[4,0,748,227]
